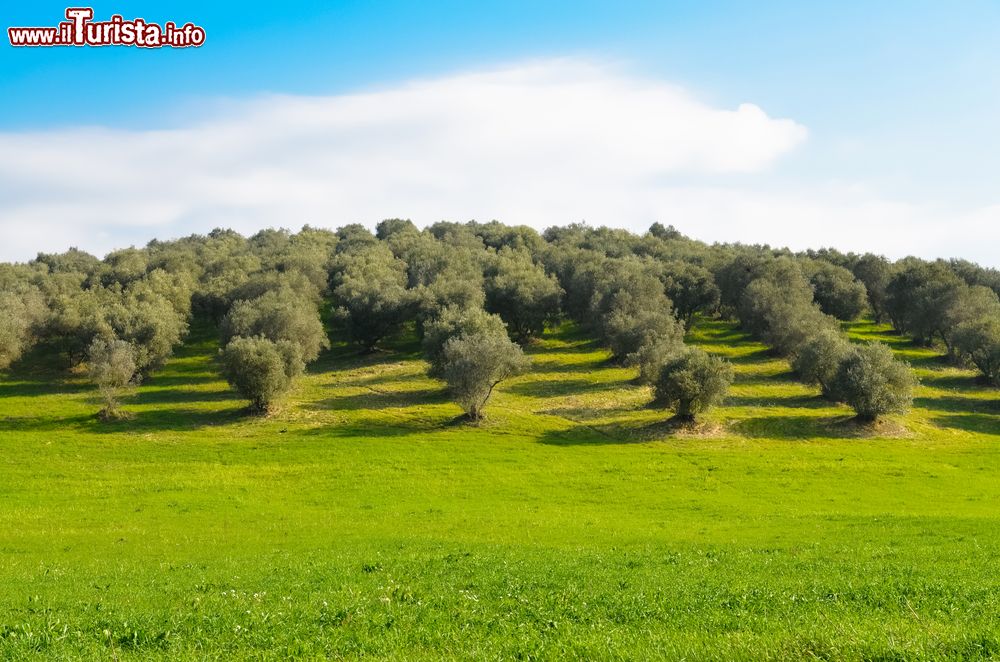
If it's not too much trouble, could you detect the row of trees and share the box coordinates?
[542,244,732,421]
[881,259,1000,385]
[794,248,1000,384]
[718,255,916,421]
[1,220,994,423]
[0,247,194,418]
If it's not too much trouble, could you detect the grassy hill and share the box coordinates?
[1,319,999,659]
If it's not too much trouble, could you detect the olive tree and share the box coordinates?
[331,245,412,351]
[439,329,530,420]
[791,329,853,398]
[87,337,138,420]
[807,261,868,321]
[394,235,486,331]
[222,289,329,363]
[652,348,734,421]
[422,306,508,377]
[885,259,963,344]
[851,254,893,323]
[954,313,1000,386]
[830,342,916,421]
[940,286,1000,361]
[628,333,686,385]
[659,260,720,328]
[105,291,188,376]
[0,289,45,370]
[590,257,668,327]
[485,248,562,342]
[220,336,304,413]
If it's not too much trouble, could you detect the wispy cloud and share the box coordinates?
[0,58,995,265]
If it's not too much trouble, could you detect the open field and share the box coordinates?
[2,319,1000,660]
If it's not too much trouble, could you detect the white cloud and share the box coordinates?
[0,58,996,266]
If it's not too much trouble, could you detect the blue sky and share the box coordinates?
[2,1,1000,263]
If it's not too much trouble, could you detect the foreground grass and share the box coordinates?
[1,320,999,659]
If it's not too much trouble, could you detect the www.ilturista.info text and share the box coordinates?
[8,8,205,48]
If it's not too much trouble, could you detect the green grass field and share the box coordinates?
[2,319,1000,660]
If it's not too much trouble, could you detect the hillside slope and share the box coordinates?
[1,320,999,659]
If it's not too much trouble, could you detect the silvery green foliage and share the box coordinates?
[484,247,562,342]
[331,244,412,351]
[222,289,329,363]
[807,261,868,321]
[87,336,138,418]
[830,342,916,421]
[220,336,304,413]
[423,306,508,378]
[659,260,720,328]
[440,330,530,420]
[0,288,45,370]
[791,328,853,398]
[954,312,1000,386]
[653,348,734,421]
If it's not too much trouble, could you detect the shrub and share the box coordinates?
[220,336,304,413]
[439,330,530,420]
[87,337,138,419]
[830,342,916,421]
[653,348,734,421]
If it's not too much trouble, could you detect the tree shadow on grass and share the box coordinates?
[295,413,447,439]
[729,415,908,440]
[138,373,220,387]
[134,387,237,406]
[724,393,831,409]
[732,370,800,386]
[91,405,248,433]
[914,395,1000,415]
[0,352,89,398]
[310,330,423,374]
[537,422,644,446]
[527,355,614,375]
[505,377,636,398]
[0,378,89,399]
[537,416,724,445]
[918,372,992,390]
[723,347,783,365]
[305,386,448,412]
[690,320,751,344]
[331,370,432,389]
[0,402,246,433]
[0,413,95,433]
[541,404,642,423]
[903,352,956,370]
[930,413,1000,436]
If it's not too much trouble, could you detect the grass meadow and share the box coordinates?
[2,319,1000,659]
